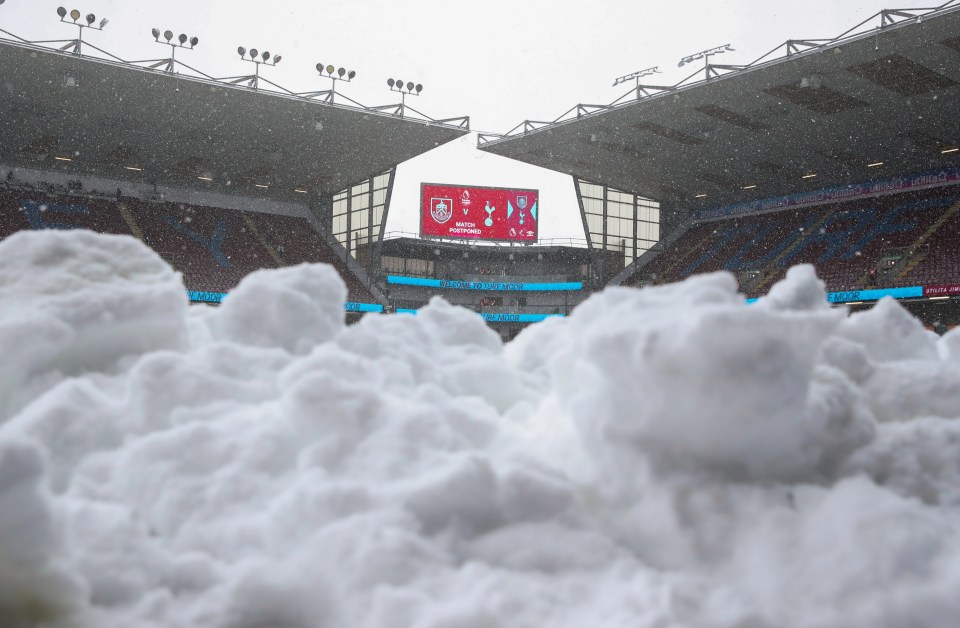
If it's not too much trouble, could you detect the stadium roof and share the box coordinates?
[0,38,470,202]
[478,2,960,214]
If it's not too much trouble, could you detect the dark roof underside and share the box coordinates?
[479,9,960,215]
[0,42,468,201]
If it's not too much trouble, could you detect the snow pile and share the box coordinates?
[2,230,960,628]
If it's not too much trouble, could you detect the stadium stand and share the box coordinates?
[0,185,377,302]
[627,185,960,296]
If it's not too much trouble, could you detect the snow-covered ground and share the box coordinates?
[2,229,960,628]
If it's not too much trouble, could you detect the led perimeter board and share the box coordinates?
[420,182,539,242]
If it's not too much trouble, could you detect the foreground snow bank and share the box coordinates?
[2,231,960,628]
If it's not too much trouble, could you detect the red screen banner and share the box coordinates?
[923,284,960,297]
[420,183,539,242]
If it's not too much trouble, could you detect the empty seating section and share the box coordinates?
[0,187,374,302]
[629,185,960,295]
[900,208,960,287]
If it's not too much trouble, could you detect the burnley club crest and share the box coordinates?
[430,197,453,224]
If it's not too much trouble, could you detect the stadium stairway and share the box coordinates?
[750,207,839,294]
[891,198,960,283]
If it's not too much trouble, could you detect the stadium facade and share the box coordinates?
[478,1,960,330]
[3,3,960,333]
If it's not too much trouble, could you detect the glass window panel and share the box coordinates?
[352,194,370,211]
[374,206,384,226]
[579,182,603,198]
[607,219,620,238]
[373,190,387,207]
[352,181,370,195]
[355,211,369,230]
[587,214,602,232]
[612,202,632,219]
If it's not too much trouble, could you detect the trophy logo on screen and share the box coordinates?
[484,201,496,227]
[430,197,453,224]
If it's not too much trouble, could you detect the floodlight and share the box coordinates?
[262,51,270,61]
[415,83,423,93]
[348,70,356,79]
[272,55,281,64]
[238,46,246,56]
[395,78,402,86]
[85,13,95,25]
[406,81,414,91]
[70,9,80,20]
[387,78,395,87]
[190,36,198,47]
[249,48,258,59]
[338,67,346,77]
[58,7,67,17]
[326,64,334,74]
[178,33,187,44]
[317,63,325,72]
[99,18,107,28]
[151,27,160,38]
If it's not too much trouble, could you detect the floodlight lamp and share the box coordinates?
[395,78,402,87]
[99,18,107,28]
[262,51,270,61]
[190,36,199,47]
[238,46,246,57]
[348,70,356,79]
[164,30,172,41]
[151,27,160,39]
[338,67,345,77]
[178,33,187,44]
[70,9,80,21]
[406,81,414,91]
[85,13,95,25]
[273,55,281,64]
[415,83,423,93]
[249,48,258,59]
[387,78,395,87]
[317,62,324,72]
[58,7,67,17]
[326,64,334,74]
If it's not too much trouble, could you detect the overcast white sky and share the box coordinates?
[1,1,897,239]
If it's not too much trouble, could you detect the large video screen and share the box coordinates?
[420,183,539,242]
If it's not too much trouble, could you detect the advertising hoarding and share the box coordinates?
[420,183,539,242]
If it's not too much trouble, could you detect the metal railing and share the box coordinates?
[0,28,469,131]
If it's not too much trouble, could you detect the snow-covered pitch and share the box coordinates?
[2,229,960,628]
